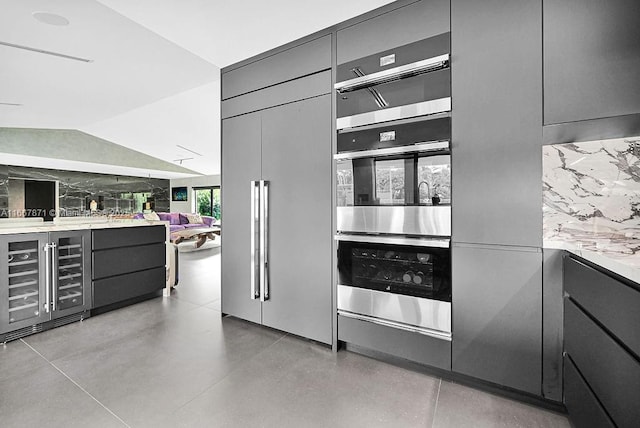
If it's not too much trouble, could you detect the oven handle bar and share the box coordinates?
[334,234,450,248]
[335,54,450,93]
[334,140,449,161]
[337,97,451,131]
[338,310,452,341]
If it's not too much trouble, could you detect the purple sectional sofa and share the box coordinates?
[134,212,216,234]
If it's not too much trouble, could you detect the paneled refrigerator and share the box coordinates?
[1,230,91,342]
[221,94,333,345]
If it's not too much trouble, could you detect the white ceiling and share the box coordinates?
[0,0,396,177]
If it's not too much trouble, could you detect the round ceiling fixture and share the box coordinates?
[32,12,70,26]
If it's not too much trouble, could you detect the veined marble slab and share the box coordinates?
[543,135,640,283]
[545,241,640,285]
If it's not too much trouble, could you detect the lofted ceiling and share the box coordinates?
[0,0,396,177]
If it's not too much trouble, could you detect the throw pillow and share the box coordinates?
[143,211,160,221]
[185,213,203,224]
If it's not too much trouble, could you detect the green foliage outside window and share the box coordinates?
[196,190,212,216]
[195,188,221,220]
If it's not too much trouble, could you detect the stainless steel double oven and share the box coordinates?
[335,33,452,340]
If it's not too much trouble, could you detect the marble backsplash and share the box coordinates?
[542,136,640,262]
[0,165,169,218]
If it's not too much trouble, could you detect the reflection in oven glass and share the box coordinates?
[375,158,405,205]
[418,155,450,204]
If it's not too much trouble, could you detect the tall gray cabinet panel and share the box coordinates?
[451,244,542,395]
[221,89,332,344]
[221,111,262,325]
[336,0,450,64]
[451,0,542,247]
[261,95,332,344]
[544,0,640,125]
[541,249,564,402]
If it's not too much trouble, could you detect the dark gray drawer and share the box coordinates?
[93,267,165,308]
[93,243,165,279]
[564,299,640,427]
[563,355,615,428]
[564,256,640,357]
[92,226,165,250]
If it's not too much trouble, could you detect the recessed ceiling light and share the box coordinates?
[32,12,70,26]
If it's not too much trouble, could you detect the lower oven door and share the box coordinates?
[336,235,451,339]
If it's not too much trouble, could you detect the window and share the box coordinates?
[194,187,220,220]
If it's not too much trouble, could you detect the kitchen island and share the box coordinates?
[1,218,169,343]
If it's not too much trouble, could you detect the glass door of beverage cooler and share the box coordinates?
[0,233,49,334]
[50,230,91,319]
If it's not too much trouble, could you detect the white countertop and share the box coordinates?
[0,218,169,235]
[545,240,640,285]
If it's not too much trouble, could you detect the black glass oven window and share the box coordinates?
[338,241,451,302]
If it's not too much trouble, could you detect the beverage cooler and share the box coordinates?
[337,235,451,339]
[0,230,91,342]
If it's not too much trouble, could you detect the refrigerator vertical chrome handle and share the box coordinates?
[43,244,51,313]
[50,242,57,312]
[250,180,260,300]
[260,180,269,302]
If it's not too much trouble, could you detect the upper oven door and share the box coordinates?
[336,33,451,130]
[335,141,451,237]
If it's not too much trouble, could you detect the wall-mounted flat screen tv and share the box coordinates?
[171,186,188,201]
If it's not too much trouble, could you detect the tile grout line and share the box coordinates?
[168,332,291,415]
[431,378,442,428]
[20,339,132,428]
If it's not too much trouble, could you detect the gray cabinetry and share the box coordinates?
[222,35,331,100]
[451,244,542,395]
[260,95,332,344]
[221,111,262,325]
[563,255,640,428]
[336,0,450,65]
[564,257,640,356]
[91,226,166,309]
[221,70,331,120]
[563,355,615,428]
[451,0,542,247]
[221,92,333,345]
[544,0,640,125]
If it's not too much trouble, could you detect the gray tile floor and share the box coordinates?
[0,247,570,427]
